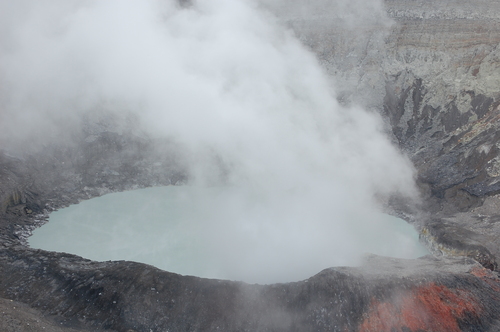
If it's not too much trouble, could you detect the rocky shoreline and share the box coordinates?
[2,0,500,331]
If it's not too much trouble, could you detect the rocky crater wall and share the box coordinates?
[286,0,500,271]
[1,0,500,331]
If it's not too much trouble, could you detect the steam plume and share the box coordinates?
[3,0,420,282]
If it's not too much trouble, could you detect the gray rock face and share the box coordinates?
[287,0,500,272]
[3,248,500,332]
[2,0,500,331]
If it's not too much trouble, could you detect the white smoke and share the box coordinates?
[4,0,420,282]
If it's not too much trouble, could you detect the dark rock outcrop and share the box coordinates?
[2,247,500,332]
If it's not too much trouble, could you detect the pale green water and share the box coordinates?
[29,186,428,284]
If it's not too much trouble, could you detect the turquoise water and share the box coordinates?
[29,186,428,284]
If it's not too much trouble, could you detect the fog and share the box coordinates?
[3,0,420,281]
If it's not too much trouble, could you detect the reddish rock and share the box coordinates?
[360,283,482,332]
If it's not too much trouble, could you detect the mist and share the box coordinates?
[3,0,419,281]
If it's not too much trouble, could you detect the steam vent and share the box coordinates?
[2,0,500,331]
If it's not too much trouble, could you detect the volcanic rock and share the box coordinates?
[2,0,500,331]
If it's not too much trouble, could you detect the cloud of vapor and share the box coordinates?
[4,0,419,282]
